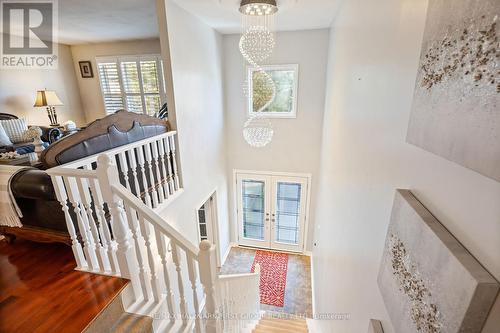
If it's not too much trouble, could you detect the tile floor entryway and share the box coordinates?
[220,247,313,318]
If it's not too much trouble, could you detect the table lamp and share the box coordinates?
[34,89,63,127]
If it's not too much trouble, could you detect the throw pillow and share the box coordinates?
[0,118,28,143]
[0,123,13,146]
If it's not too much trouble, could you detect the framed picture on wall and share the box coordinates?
[247,64,299,119]
[79,61,94,78]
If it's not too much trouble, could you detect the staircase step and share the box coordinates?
[83,290,127,333]
[83,284,152,333]
[253,316,309,333]
[110,313,153,333]
[253,323,308,333]
[258,318,309,330]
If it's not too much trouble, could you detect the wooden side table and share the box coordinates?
[0,153,43,168]
[0,155,30,166]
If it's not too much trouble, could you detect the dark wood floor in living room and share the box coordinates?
[0,239,129,333]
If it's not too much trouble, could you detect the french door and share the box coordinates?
[236,172,309,252]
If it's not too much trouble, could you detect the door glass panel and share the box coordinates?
[275,182,301,244]
[242,180,265,240]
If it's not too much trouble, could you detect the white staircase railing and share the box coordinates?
[46,132,261,332]
[217,266,261,333]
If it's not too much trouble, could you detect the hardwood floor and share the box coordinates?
[0,239,129,333]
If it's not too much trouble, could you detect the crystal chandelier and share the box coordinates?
[251,69,276,112]
[243,116,274,148]
[239,25,275,64]
[239,0,279,148]
[239,0,278,16]
[239,0,278,66]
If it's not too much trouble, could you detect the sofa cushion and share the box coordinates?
[0,123,12,146]
[11,169,55,200]
[0,118,28,143]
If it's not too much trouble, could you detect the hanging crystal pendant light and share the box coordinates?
[243,115,274,148]
[239,0,279,148]
[239,0,278,16]
[239,0,278,65]
[239,25,275,64]
[251,69,276,112]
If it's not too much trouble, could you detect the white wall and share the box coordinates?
[223,30,330,251]
[312,0,500,332]
[156,1,230,264]
[0,41,85,126]
[70,39,161,123]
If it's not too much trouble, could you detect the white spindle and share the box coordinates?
[168,135,180,191]
[76,176,110,272]
[97,154,140,300]
[63,176,100,271]
[151,140,165,203]
[123,201,150,301]
[155,230,176,321]
[163,136,174,194]
[52,176,87,269]
[126,149,141,198]
[88,177,119,275]
[136,146,153,208]
[218,264,261,332]
[138,215,162,302]
[144,143,159,208]
[198,240,218,333]
[117,152,132,191]
[187,253,201,332]
[171,241,188,323]
[155,139,170,201]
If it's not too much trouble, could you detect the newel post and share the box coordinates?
[198,240,218,333]
[96,154,140,299]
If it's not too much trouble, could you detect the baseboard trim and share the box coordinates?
[221,242,236,266]
[310,252,316,317]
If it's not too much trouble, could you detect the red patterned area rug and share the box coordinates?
[251,250,289,307]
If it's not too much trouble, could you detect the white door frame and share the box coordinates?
[233,169,312,253]
[196,189,222,267]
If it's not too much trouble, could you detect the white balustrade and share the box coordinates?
[47,130,261,331]
[218,265,261,333]
[51,175,87,270]
[63,175,100,272]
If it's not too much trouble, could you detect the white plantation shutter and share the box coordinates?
[98,62,124,113]
[96,55,166,116]
[140,60,162,115]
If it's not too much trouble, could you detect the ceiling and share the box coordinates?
[54,0,338,45]
[58,0,159,45]
[173,0,339,34]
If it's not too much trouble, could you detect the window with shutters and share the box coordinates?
[96,55,167,116]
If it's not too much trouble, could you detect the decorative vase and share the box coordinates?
[34,137,45,156]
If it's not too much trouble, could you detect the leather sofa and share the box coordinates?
[0,113,62,154]
[1,110,171,245]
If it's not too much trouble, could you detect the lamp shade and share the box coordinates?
[34,90,63,107]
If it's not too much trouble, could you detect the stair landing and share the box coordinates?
[0,239,129,333]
